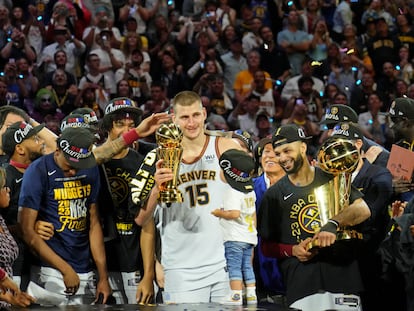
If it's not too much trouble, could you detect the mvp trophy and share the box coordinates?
[309,136,362,250]
[156,122,184,204]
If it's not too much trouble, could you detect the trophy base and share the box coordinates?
[307,229,363,251]
[158,190,183,205]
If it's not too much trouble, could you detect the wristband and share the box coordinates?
[320,219,339,234]
[122,129,140,145]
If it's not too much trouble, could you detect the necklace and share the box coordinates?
[52,88,69,108]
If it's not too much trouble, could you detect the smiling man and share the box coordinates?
[257,123,371,311]
[140,91,242,304]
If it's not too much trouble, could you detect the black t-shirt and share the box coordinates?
[258,167,364,304]
[100,149,145,273]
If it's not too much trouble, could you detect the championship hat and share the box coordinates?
[102,97,142,131]
[219,149,255,193]
[57,127,96,170]
[60,114,91,132]
[320,104,358,125]
[272,124,311,148]
[2,121,45,156]
[254,137,272,160]
[71,107,99,125]
[389,97,414,121]
[331,122,364,140]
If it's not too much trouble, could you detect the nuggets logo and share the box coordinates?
[331,107,338,115]
[298,205,321,234]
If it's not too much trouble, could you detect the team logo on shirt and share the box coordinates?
[289,195,321,239]
[54,180,91,232]
[299,205,321,234]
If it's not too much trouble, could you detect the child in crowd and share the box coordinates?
[211,149,258,306]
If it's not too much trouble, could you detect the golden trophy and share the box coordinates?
[156,122,184,204]
[309,137,362,249]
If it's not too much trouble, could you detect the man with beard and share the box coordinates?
[1,121,46,289]
[257,123,371,311]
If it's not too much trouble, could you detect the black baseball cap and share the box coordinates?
[2,121,45,156]
[232,130,253,152]
[320,104,358,125]
[389,97,414,121]
[272,124,311,148]
[219,149,255,193]
[331,122,363,140]
[254,137,272,160]
[71,108,99,125]
[57,128,96,170]
[60,114,91,132]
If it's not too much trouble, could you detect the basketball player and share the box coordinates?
[257,123,371,311]
[139,91,241,303]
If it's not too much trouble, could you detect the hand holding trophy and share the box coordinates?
[156,122,184,204]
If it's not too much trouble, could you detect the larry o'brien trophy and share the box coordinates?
[309,136,362,250]
[156,122,184,204]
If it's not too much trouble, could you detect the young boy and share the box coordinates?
[211,149,258,306]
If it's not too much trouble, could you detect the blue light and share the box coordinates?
[351,66,358,72]
[356,79,362,85]
[276,80,282,86]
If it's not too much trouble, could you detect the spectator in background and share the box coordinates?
[90,30,125,97]
[233,50,272,105]
[204,74,234,119]
[350,71,376,114]
[327,52,363,100]
[358,92,390,146]
[251,70,283,124]
[221,36,247,100]
[116,49,152,103]
[258,25,291,85]
[78,53,113,113]
[82,5,122,50]
[396,45,414,85]
[308,19,332,62]
[331,0,352,43]
[119,0,152,36]
[121,31,151,73]
[283,76,323,124]
[42,50,77,89]
[40,25,86,78]
[277,10,312,76]
[227,94,260,140]
[192,60,223,96]
[366,17,400,79]
[20,5,46,58]
[31,88,65,129]
[281,57,324,103]
[216,0,237,29]
[395,13,414,61]
[47,69,77,115]
[300,0,322,34]
[312,42,342,82]
[140,82,170,118]
[154,50,189,100]
[242,17,263,55]
[216,25,238,56]
[376,61,399,112]
[0,26,36,67]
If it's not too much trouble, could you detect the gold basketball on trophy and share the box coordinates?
[310,136,362,249]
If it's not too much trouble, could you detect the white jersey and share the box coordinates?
[220,187,257,246]
[157,136,228,292]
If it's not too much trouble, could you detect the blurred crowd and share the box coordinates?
[0,0,412,150]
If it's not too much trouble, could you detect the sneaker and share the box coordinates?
[222,293,242,305]
[246,294,258,305]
